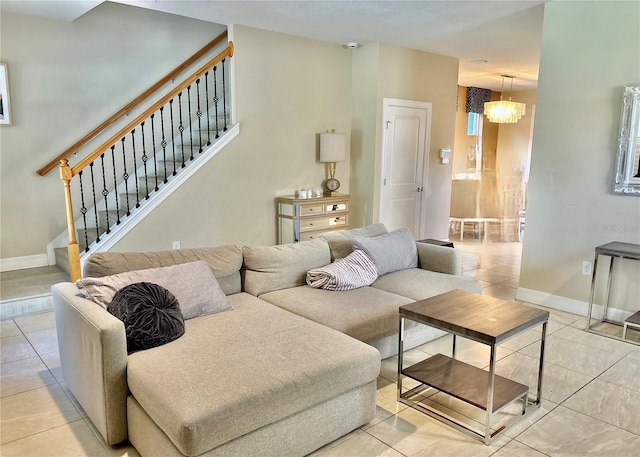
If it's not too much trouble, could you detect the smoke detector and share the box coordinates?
[345,42,360,49]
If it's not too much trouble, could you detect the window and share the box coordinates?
[467,112,481,136]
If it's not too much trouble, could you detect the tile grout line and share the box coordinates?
[361,428,410,457]
[0,418,89,448]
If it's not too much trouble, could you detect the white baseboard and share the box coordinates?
[0,294,53,320]
[0,254,49,272]
[516,287,633,322]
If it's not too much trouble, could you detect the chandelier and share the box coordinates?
[484,75,526,123]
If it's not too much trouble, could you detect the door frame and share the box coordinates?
[378,98,432,239]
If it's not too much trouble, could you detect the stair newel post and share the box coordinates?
[59,159,82,282]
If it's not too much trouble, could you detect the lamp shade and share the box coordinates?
[320,133,346,163]
[484,100,526,123]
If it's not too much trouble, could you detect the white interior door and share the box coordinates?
[379,99,431,238]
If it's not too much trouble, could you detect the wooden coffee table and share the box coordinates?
[397,289,549,445]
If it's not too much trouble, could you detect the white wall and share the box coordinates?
[520,1,640,314]
[0,3,223,260]
[112,25,353,251]
[349,43,459,239]
[350,43,380,229]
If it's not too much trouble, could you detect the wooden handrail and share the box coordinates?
[37,30,228,177]
[70,41,233,177]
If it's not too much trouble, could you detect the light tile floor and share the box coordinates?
[1,240,639,456]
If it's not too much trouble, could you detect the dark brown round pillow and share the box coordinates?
[107,282,185,353]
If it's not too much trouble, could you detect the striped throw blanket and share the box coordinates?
[306,249,378,291]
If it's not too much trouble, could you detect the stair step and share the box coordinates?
[98,209,126,231]
[137,174,176,192]
[54,247,70,275]
[77,228,98,250]
[117,193,146,210]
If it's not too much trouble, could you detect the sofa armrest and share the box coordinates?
[416,242,462,275]
[52,283,128,445]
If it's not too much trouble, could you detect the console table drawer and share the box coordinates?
[300,204,325,215]
[301,216,347,230]
[300,227,346,241]
[326,203,348,213]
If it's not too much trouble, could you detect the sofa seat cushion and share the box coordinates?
[126,292,380,456]
[258,285,413,343]
[371,268,482,301]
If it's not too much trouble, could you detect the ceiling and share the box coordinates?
[0,0,548,91]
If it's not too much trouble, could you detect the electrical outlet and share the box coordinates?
[581,261,593,276]
[172,241,181,250]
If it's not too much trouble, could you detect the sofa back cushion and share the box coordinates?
[77,261,233,320]
[84,245,243,295]
[321,223,388,260]
[243,239,331,296]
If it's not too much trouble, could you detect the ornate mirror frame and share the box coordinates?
[613,84,640,195]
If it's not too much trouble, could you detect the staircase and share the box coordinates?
[53,121,238,275]
[39,34,236,280]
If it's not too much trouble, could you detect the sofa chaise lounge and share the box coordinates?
[52,224,481,456]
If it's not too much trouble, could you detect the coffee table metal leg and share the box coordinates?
[452,334,457,358]
[536,321,547,404]
[485,345,496,445]
[397,315,405,401]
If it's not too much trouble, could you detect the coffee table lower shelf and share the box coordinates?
[399,353,535,444]
[402,354,529,412]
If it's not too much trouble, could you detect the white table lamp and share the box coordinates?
[320,131,346,195]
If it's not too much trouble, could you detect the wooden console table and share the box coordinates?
[586,241,640,344]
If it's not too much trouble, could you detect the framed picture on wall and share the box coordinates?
[0,63,12,126]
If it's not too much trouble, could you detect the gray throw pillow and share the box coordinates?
[351,227,418,276]
[77,260,232,320]
[321,223,389,261]
[108,282,185,353]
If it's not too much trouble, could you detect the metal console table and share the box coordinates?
[586,241,640,344]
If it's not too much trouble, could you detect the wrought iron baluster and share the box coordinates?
[100,153,111,233]
[222,58,227,131]
[187,85,194,161]
[204,71,211,146]
[150,114,159,191]
[196,78,203,153]
[141,121,150,199]
[89,162,100,244]
[110,145,121,225]
[169,99,177,176]
[130,129,140,208]
[78,171,89,252]
[178,92,186,168]
[121,137,131,216]
[160,106,168,184]
[213,65,220,139]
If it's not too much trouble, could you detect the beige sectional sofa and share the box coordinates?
[52,224,481,457]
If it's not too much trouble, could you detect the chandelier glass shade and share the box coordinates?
[484,75,526,124]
